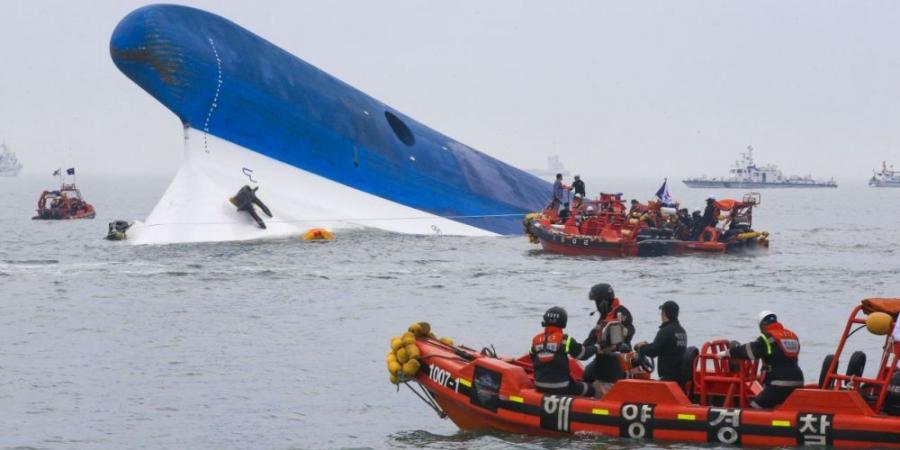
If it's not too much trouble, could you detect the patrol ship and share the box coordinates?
[870,161,900,187]
[0,143,22,177]
[110,5,549,244]
[683,146,837,189]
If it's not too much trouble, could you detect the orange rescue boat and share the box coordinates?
[390,299,900,447]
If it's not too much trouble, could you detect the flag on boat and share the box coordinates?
[66,167,75,175]
[52,168,61,176]
[655,178,673,205]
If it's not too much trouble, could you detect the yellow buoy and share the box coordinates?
[401,332,416,346]
[388,361,401,374]
[408,323,422,336]
[405,344,420,359]
[866,312,893,335]
[389,373,399,384]
[402,359,421,376]
[302,228,334,241]
[387,353,397,363]
[390,337,403,351]
[439,337,454,346]
[396,347,409,364]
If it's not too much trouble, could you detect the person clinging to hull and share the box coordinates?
[230,185,273,229]
[716,310,804,409]
[582,284,635,391]
[634,301,687,382]
[530,307,600,397]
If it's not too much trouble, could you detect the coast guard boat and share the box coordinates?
[870,161,900,187]
[110,5,549,244]
[0,144,22,177]
[683,146,837,189]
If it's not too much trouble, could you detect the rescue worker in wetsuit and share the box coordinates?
[697,196,719,234]
[230,185,273,229]
[635,300,687,382]
[582,284,635,386]
[558,202,571,224]
[572,175,586,198]
[717,310,804,409]
[530,306,599,397]
[689,209,703,238]
[675,208,692,240]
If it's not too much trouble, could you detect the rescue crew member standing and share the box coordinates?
[717,310,804,409]
[635,300,687,382]
[572,175,586,198]
[583,284,635,384]
[531,306,598,397]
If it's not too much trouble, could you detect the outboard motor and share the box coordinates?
[106,220,132,241]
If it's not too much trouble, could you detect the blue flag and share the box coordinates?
[655,178,673,206]
[66,167,75,175]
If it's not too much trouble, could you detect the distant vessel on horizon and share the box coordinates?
[683,146,837,189]
[527,155,570,180]
[869,161,900,187]
[0,143,22,177]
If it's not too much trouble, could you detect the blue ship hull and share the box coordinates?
[110,4,549,239]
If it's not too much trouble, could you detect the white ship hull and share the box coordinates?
[127,129,498,245]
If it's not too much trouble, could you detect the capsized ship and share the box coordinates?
[683,146,837,189]
[870,161,900,187]
[110,5,549,244]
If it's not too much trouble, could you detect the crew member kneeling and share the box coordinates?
[719,310,804,409]
[531,307,598,397]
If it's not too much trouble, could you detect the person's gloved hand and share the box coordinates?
[634,341,647,351]
[617,343,632,353]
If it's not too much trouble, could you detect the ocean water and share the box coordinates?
[1,174,898,450]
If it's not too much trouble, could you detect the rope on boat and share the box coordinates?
[402,379,447,419]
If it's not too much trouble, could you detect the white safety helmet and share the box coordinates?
[706,195,716,201]
[574,193,582,198]
[758,310,777,325]
[585,205,596,215]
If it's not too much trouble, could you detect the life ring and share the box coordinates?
[700,226,718,243]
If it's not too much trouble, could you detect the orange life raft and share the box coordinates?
[396,300,900,447]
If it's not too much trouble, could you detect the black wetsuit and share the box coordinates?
[728,325,804,409]
[572,179,586,197]
[558,207,571,223]
[638,320,687,382]
[583,303,635,383]
[232,185,272,229]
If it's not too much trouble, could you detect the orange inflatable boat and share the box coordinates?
[389,299,900,447]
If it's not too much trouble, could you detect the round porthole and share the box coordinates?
[384,111,415,146]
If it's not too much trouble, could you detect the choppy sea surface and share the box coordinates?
[1,174,898,450]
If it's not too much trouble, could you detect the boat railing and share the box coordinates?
[821,304,899,414]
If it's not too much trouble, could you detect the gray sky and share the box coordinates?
[2,1,900,179]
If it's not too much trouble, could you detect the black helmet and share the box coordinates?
[542,306,568,328]
[589,283,615,303]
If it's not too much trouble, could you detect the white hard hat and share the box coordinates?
[574,193,582,198]
[706,195,716,201]
[758,310,777,325]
